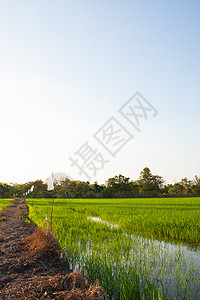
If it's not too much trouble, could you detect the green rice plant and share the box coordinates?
[0,199,11,211]
[61,197,200,243]
[27,198,200,300]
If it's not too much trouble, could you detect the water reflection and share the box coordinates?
[86,215,200,299]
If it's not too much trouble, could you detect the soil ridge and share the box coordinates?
[0,198,107,299]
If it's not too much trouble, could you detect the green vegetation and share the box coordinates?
[1,167,200,198]
[28,198,200,299]
[67,197,200,243]
[0,199,11,211]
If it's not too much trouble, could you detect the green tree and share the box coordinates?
[191,176,200,196]
[0,183,10,198]
[105,174,133,197]
[137,167,164,196]
[180,177,192,195]
[30,180,48,198]
[168,183,184,195]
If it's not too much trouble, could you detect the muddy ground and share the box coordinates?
[0,198,108,299]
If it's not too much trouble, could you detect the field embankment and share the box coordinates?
[0,198,108,299]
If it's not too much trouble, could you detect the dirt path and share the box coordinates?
[0,199,108,299]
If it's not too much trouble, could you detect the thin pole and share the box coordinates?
[50,189,54,232]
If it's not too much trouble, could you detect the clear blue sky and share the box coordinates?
[0,0,200,184]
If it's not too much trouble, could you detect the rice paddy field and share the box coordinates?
[26,198,200,299]
[0,199,11,211]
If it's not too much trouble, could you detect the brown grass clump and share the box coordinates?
[54,272,108,299]
[21,228,60,260]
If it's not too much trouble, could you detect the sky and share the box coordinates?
[0,0,200,185]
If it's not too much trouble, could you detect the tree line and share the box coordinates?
[0,167,200,198]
